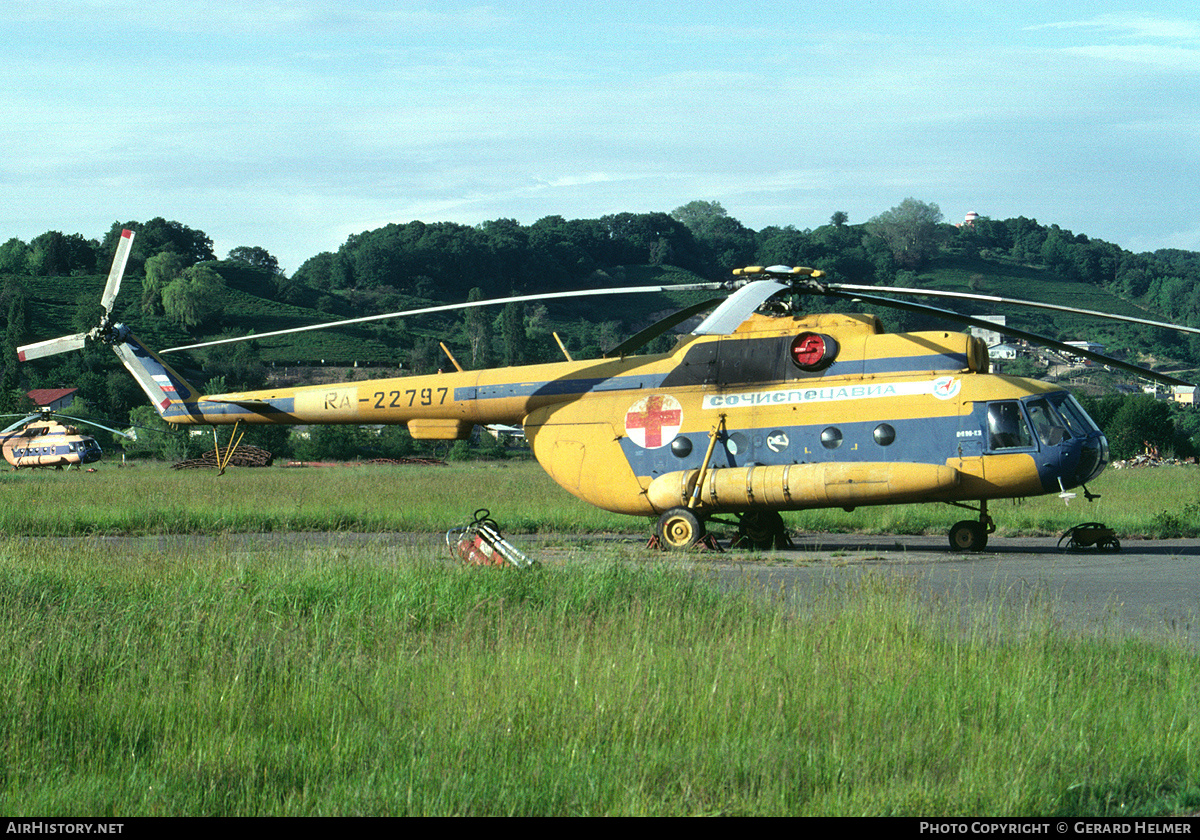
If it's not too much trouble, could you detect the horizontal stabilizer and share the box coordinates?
[198,397,273,407]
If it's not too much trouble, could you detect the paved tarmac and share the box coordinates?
[696,534,1200,648]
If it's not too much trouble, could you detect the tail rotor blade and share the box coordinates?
[17,333,88,362]
[17,229,134,364]
[101,229,134,315]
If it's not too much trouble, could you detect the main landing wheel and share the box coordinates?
[738,510,788,550]
[948,520,988,552]
[657,507,705,551]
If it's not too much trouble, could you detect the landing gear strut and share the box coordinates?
[948,500,995,552]
[653,414,723,551]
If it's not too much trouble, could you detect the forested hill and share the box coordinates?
[3,200,1200,424]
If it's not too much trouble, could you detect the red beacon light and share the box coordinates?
[790,332,839,371]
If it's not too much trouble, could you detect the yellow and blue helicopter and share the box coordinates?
[0,409,108,469]
[19,230,1198,550]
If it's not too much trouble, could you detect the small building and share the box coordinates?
[1173,386,1195,406]
[988,343,1019,361]
[969,315,1007,348]
[1063,340,1105,362]
[26,388,78,411]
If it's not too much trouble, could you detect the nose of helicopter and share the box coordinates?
[1043,429,1109,491]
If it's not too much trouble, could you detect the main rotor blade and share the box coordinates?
[603,297,725,358]
[824,289,1194,388]
[101,229,135,315]
[691,280,787,335]
[17,333,88,362]
[161,281,730,354]
[64,415,136,439]
[827,281,1200,338]
[1,413,42,434]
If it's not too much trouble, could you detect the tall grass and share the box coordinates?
[0,461,628,535]
[1,460,1197,538]
[0,539,1196,816]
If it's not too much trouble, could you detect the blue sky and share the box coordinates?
[3,1,1198,274]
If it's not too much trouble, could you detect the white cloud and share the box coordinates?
[1060,44,1200,70]
[1029,13,1200,41]
[9,1,510,34]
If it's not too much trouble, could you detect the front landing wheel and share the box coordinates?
[949,520,988,552]
[657,507,705,550]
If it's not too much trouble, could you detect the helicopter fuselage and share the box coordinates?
[119,310,1109,518]
[1,421,103,469]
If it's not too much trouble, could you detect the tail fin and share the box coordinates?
[110,327,202,419]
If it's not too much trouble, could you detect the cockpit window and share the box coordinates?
[987,401,1033,450]
[1025,397,1069,446]
[1052,393,1100,437]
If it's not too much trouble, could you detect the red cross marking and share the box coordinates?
[625,395,682,448]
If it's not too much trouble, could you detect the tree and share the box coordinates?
[292,424,367,462]
[500,301,525,366]
[527,216,602,282]
[106,218,215,267]
[162,265,226,329]
[0,280,25,413]
[671,200,729,239]
[464,287,492,368]
[597,212,698,269]
[201,343,267,391]
[830,210,849,227]
[228,246,281,275]
[868,198,944,269]
[29,231,97,276]
[2,278,28,348]
[293,252,335,290]
[142,251,185,316]
[1108,396,1175,460]
[1080,394,1175,460]
[0,238,30,274]
[671,200,755,271]
[376,425,415,459]
[125,405,201,461]
[755,226,816,268]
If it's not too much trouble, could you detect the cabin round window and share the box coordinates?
[670,436,693,458]
[873,423,896,446]
[790,332,839,371]
[725,432,749,456]
[820,427,843,449]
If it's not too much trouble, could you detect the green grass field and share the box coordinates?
[1,538,1197,816]
[1,461,1198,816]
[0,459,1197,539]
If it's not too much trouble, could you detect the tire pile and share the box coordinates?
[171,445,275,469]
[362,457,448,466]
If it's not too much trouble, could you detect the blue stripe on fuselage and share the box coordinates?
[457,353,972,403]
[619,414,974,479]
[455,374,666,402]
[861,353,968,375]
